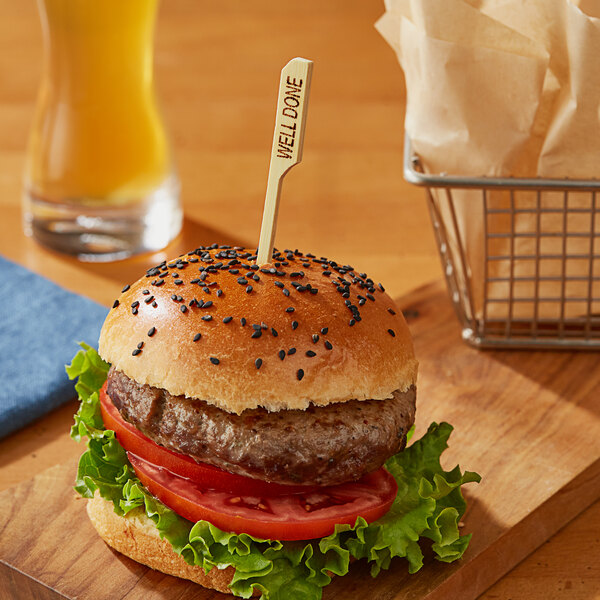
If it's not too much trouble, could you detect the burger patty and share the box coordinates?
[106,367,416,487]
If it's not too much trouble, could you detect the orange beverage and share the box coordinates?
[24,0,181,259]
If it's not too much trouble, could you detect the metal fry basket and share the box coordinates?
[404,136,600,349]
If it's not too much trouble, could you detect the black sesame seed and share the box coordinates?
[325,340,333,350]
[305,350,316,357]
[137,341,144,349]
[223,316,233,324]
[312,334,319,343]
[274,281,284,288]
[131,301,140,308]
[278,350,285,360]
[297,369,304,381]
[152,301,158,308]
[241,318,247,326]
[180,305,187,313]
[217,289,223,297]
[378,283,385,292]
[193,333,202,342]
[285,307,295,313]
[388,329,396,337]
[237,277,248,285]
[171,294,177,300]
[251,330,262,339]
[210,357,220,365]
[202,315,213,321]
[292,321,298,330]
[132,307,138,315]
[282,288,290,297]
[203,300,213,308]
[132,348,142,356]
[142,289,149,295]
[367,293,375,301]
[148,327,156,337]
[310,289,318,295]
[112,300,120,309]
[288,347,297,355]
[320,327,328,335]
[349,319,356,326]
[246,285,253,293]
[122,284,130,293]
[358,299,366,306]
[144,295,154,304]
[322,271,331,277]
[388,308,396,315]
[271,328,278,337]
[255,358,263,370]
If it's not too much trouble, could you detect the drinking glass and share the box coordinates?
[23,0,182,261]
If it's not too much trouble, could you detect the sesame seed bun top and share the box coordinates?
[98,245,418,414]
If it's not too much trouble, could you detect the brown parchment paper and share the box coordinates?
[377,0,600,323]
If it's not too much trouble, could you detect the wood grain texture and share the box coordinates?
[1,283,599,600]
[0,1,599,597]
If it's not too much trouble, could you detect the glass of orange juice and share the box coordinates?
[23,0,182,261]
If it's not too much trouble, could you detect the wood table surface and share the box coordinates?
[0,1,597,598]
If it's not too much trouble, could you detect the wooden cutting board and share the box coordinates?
[1,280,599,600]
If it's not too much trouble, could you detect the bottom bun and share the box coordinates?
[87,493,255,595]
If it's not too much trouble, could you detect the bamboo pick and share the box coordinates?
[256,57,313,266]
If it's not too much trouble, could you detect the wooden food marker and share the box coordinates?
[257,57,313,266]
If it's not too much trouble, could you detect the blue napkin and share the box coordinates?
[0,256,107,438]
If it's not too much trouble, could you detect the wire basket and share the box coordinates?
[404,136,600,349]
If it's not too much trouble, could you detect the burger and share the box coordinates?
[68,245,479,599]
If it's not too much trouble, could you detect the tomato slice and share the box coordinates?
[99,382,318,496]
[128,451,398,541]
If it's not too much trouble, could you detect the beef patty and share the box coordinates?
[106,367,416,487]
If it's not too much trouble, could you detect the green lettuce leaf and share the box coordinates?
[67,344,480,599]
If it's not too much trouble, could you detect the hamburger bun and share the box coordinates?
[99,246,417,413]
[86,493,257,595]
